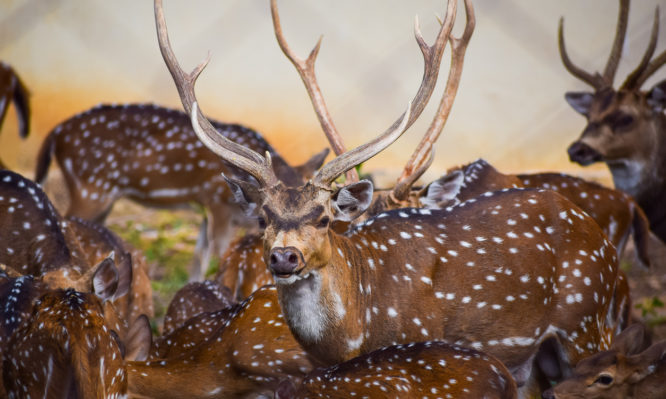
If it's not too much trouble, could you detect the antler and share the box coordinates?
[621,6,666,90]
[558,0,629,89]
[602,0,629,85]
[392,0,475,202]
[310,0,459,187]
[270,0,357,183]
[154,0,278,188]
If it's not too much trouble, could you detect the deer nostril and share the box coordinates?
[270,254,278,265]
[288,253,298,264]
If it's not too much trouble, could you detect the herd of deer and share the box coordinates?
[0,0,664,398]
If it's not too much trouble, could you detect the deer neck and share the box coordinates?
[608,114,666,240]
[275,233,365,365]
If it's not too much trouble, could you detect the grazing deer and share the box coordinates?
[156,0,623,397]
[276,341,517,399]
[35,103,330,281]
[559,0,666,243]
[128,285,316,398]
[0,62,30,169]
[542,322,665,399]
[3,289,130,399]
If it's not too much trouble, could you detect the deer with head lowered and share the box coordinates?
[157,0,621,396]
[35,103,329,281]
[560,0,666,243]
[0,62,30,169]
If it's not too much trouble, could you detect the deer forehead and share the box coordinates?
[262,184,332,222]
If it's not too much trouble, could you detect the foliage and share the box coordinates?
[635,296,666,327]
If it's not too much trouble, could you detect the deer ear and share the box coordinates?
[331,180,374,222]
[294,148,330,180]
[124,314,153,361]
[626,340,666,384]
[647,80,666,112]
[565,91,594,116]
[610,323,650,356]
[223,174,261,216]
[420,170,464,209]
[91,256,119,302]
[112,252,133,300]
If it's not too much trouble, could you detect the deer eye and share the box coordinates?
[613,114,634,129]
[317,216,330,228]
[257,217,266,229]
[593,374,613,386]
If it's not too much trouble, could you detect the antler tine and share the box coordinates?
[270,0,358,183]
[313,0,458,187]
[392,0,475,202]
[635,49,666,89]
[621,6,660,90]
[154,0,278,187]
[558,18,606,89]
[602,0,630,85]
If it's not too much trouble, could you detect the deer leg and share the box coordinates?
[189,213,211,282]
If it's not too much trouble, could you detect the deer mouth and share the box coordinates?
[273,267,305,280]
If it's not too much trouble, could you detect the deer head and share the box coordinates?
[542,322,666,399]
[560,0,666,198]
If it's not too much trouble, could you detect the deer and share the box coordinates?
[2,288,139,399]
[156,0,624,397]
[34,102,330,281]
[542,322,666,399]
[0,256,151,398]
[0,169,154,324]
[128,285,317,398]
[276,341,517,399]
[0,62,30,170]
[559,0,666,244]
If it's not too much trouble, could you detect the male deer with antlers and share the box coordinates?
[157,0,621,396]
[0,62,30,170]
[35,103,329,281]
[560,0,666,244]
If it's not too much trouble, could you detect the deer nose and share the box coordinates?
[269,247,302,277]
[567,141,602,166]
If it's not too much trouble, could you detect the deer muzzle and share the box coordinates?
[567,141,602,166]
[269,247,304,278]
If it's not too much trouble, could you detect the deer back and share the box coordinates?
[0,170,87,275]
[162,279,234,335]
[281,341,517,399]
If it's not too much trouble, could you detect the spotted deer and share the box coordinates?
[0,62,30,169]
[0,169,155,325]
[542,322,665,399]
[560,0,666,243]
[0,256,151,398]
[156,0,623,397]
[2,289,133,399]
[128,285,316,398]
[276,341,517,399]
[35,103,329,281]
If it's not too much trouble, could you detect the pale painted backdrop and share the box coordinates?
[0,0,664,186]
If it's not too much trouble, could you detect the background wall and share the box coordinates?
[0,0,664,186]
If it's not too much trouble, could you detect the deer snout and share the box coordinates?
[567,141,602,166]
[269,247,303,277]
[541,389,555,399]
